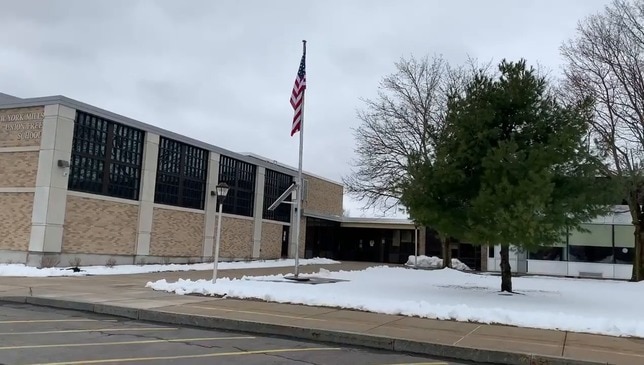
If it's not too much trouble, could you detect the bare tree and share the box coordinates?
[343,54,481,267]
[344,55,470,210]
[561,0,644,281]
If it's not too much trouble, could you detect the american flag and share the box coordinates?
[290,47,306,136]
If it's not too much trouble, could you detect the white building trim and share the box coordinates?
[29,104,75,259]
[135,133,160,256]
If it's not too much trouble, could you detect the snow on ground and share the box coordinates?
[405,255,471,271]
[147,266,644,338]
[0,258,339,277]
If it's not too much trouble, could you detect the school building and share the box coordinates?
[0,91,344,267]
[0,91,635,280]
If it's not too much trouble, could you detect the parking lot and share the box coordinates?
[0,302,470,365]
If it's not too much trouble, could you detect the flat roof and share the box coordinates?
[586,206,633,226]
[303,211,417,227]
[341,216,416,229]
[342,217,413,225]
[0,92,342,187]
[303,211,343,222]
[339,207,635,228]
[0,92,21,104]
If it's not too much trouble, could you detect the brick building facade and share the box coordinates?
[0,92,343,267]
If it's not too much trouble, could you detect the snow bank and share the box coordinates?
[0,257,339,277]
[147,266,644,338]
[405,255,471,271]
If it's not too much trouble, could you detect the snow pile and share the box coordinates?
[147,266,644,338]
[405,255,471,271]
[0,257,339,277]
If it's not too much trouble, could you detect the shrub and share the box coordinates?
[40,256,60,268]
[68,257,82,268]
[105,257,117,268]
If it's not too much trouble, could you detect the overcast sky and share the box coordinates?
[0,0,612,217]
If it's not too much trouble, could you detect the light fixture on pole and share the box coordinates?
[212,182,230,283]
[414,224,419,268]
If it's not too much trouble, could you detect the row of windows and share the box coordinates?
[527,224,635,264]
[67,111,291,221]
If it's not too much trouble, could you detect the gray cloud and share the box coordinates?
[0,0,612,216]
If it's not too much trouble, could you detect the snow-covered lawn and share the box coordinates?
[0,258,339,277]
[404,255,471,271]
[147,266,644,338]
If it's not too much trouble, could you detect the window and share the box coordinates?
[524,224,639,264]
[263,169,293,222]
[528,246,565,261]
[568,224,614,263]
[68,111,144,200]
[614,225,635,264]
[155,137,208,210]
[528,232,568,261]
[218,155,256,217]
[400,230,413,243]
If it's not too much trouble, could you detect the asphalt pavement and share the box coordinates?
[0,302,475,365]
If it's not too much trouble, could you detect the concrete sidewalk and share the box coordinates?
[0,262,641,365]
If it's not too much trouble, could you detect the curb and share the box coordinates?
[2,296,609,365]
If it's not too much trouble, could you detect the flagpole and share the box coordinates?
[293,39,306,278]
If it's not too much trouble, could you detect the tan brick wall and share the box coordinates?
[300,217,306,257]
[150,207,204,257]
[62,195,138,255]
[260,221,283,259]
[0,151,39,187]
[0,193,33,251]
[303,174,343,217]
[0,107,44,148]
[217,216,253,259]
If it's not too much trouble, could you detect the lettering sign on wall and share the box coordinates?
[0,107,45,148]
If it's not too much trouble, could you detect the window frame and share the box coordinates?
[68,111,144,200]
[262,168,294,223]
[154,137,209,210]
[218,155,257,217]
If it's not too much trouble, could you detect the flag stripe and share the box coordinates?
[290,48,306,136]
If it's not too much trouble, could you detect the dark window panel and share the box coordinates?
[568,245,614,263]
[262,169,293,223]
[614,246,634,264]
[68,111,144,200]
[154,137,208,210]
[219,155,256,217]
[528,247,565,261]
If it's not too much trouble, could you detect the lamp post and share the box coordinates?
[212,182,230,283]
[414,224,418,268]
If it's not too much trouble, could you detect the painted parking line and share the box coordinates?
[184,305,327,322]
[377,362,449,365]
[29,347,343,365]
[0,336,255,350]
[0,319,116,324]
[0,327,177,335]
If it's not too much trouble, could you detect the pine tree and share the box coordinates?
[402,59,617,292]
